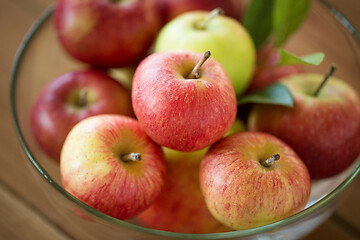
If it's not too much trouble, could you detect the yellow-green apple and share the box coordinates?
[108,66,137,91]
[246,44,304,93]
[156,0,244,23]
[54,0,161,67]
[60,114,167,220]
[200,131,311,230]
[223,118,246,137]
[154,9,256,96]
[31,70,133,161]
[132,50,237,152]
[248,72,360,179]
[137,147,232,233]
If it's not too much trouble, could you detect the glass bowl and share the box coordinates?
[10,1,360,239]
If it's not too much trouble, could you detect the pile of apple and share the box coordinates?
[30,0,360,234]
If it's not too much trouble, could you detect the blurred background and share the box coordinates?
[1,0,360,239]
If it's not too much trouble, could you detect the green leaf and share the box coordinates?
[273,0,311,47]
[243,0,275,48]
[278,49,325,66]
[238,83,294,107]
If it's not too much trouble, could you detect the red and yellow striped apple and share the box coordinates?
[200,131,311,230]
[60,114,167,220]
[31,70,133,161]
[249,72,360,178]
[132,50,237,152]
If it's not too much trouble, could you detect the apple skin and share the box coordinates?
[31,70,134,161]
[248,74,360,179]
[54,0,161,67]
[200,131,311,230]
[246,65,304,93]
[154,11,256,96]
[223,117,246,137]
[246,44,304,93]
[132,51,237,152]
[157,0,244,23]
[137,118,246,233]
[60,114,167,220]
[137,147,232,233]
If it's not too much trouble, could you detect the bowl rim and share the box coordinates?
[9,1,360,238]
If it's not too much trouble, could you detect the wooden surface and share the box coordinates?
[1,0,360,239]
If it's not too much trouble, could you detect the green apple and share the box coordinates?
[108,66,136,91]
[224,118,246,137]
[154,9,256,96]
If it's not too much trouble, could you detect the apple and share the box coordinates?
[60,114,167,220]
[246,44,304,93]
[200,131,311,230]
[248,69,360,178]
[108,66,137,91]
[54,0,161,67]
[156,0,245,23]
[31,69,134,161]
[246,65,304,94]
[154,9,256,96]
[223,117,246,137]
[137,118,246,233]
[132,50,237,152]
[137,147,232,233]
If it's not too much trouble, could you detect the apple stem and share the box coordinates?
[262,154,280,167]
[196,8,225,30]
[78,89,88,107]
[313,64,337,97]
[186,51,211,79]
[121,153,141,162]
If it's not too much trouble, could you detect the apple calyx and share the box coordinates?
[68,88,92,109]
[313,64,337,97]
[121,152,142,162]
[195,8,225,30]
[186,51,211,79]
[77,89,88,107]
[261,153,280,167]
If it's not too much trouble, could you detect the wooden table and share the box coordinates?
[1,0,360,239]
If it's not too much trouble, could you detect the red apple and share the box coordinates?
[248,72,360,178]
[200,131,311,230]
[246,44,304,93]
[31,69,134,161]
[132,50,237,152]
[61,114,167,220]
[157,0,245,23]
[54,0,161,67]
[137,147,232,233]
